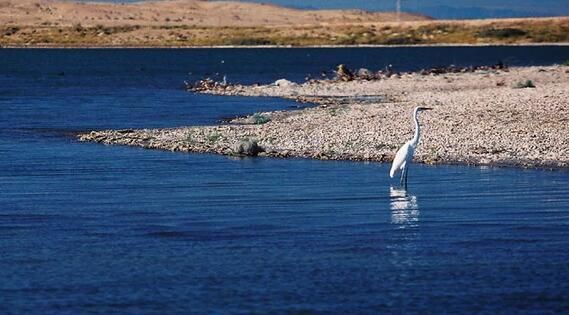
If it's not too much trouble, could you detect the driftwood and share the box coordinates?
[333,62,509,82]
[186,62,509,93]
[335,64,355,81]
[185,78,228,92]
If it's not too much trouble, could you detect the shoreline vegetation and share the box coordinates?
[1,1,568,47]
[2,43,569,49]
[79,64,569,169]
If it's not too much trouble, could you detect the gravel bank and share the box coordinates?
[79,65,569,168]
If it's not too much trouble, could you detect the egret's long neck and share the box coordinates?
[411,109,420,146]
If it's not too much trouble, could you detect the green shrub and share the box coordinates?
[513,80,536,88]
[251,113,271,124]
[207,132,222,143]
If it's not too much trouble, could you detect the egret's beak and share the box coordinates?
[422,107,433,111]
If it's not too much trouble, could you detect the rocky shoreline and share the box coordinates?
[79,65,569,169]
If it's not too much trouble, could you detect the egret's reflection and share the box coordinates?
[389,187,419,228]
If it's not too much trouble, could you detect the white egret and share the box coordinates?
[389,106,432,188]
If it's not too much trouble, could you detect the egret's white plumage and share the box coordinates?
[390,106,431,186]
[389,141,415,178]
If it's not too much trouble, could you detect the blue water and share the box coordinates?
[1,47,569,313]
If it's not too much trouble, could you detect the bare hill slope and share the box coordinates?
[0,0,429,27]
[1,0,566,47]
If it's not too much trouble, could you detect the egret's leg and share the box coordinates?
[399,167,406,187]
[404,167,409,189]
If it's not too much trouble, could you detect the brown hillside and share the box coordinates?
[1,0,567,47]
[0,0,429,27]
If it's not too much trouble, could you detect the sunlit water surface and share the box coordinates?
[1,47,569,313]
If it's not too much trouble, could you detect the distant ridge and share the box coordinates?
[1,0,567,47]
[417,5,560,19]
[0,0,430,27]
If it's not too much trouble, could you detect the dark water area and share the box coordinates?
[2,46,569,85]
[1,47,569,313]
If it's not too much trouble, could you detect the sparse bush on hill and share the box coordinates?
[227,37,276,45]
[477,27,527,39]
[73,23,84,32]
[383,36,423,45]
[3,27,19,36]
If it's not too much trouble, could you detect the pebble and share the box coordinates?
[78,65,569,169]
